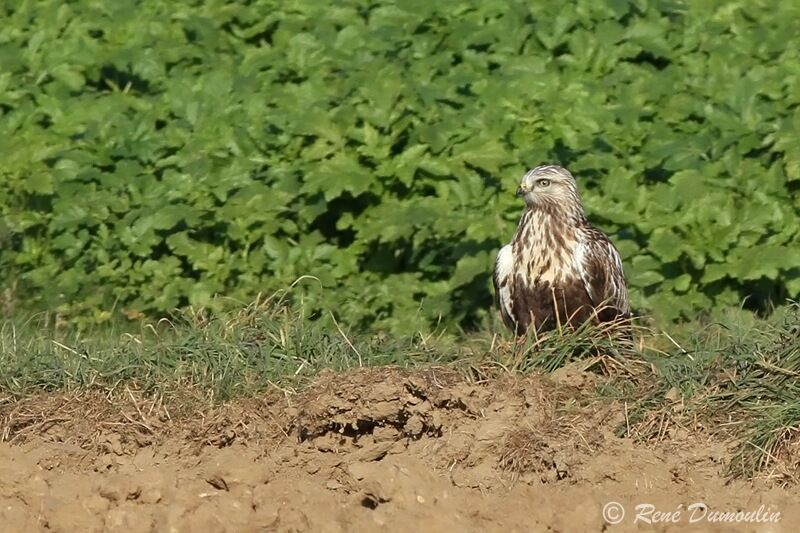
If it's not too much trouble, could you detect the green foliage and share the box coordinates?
[2,0,800,332]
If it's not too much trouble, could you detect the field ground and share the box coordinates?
[2,366,799,532]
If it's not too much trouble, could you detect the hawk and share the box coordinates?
[493,165,630,336]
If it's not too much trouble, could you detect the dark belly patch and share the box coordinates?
[510,275,596,335]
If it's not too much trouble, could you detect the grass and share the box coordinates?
[0,294,467,402]
[1,293,799,483]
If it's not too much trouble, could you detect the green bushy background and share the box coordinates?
[2,0,799,334]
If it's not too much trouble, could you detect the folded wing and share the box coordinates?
[579,231,630,321]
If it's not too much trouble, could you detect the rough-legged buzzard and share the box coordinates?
[493,165,630,336]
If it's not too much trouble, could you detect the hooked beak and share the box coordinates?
[516,186,527,197]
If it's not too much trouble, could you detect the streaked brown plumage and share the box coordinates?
[493,165,630,336]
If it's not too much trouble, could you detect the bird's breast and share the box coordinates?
[512,214,584,285]
[516,244,576,284]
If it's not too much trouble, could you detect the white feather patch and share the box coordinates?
[573,241,594,300]
[495,244,514,324]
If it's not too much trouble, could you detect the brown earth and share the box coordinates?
[0,366,798,532]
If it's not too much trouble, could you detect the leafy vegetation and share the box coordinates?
[2,0,800,333]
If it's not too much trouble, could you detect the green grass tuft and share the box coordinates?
[0,295,467,401]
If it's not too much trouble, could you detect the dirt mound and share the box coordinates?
[1,366,798,532]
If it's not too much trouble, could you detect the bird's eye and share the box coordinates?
[537,179,551,187]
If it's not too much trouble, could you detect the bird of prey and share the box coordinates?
[493,165,630,336]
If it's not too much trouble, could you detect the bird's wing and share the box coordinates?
[578,230,630,317]
[493,244,516,329]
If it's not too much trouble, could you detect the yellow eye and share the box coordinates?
[537,179,550,187]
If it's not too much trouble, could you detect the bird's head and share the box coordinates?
[516,165,583,217]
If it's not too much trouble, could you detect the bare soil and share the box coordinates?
[1,366,798,532]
